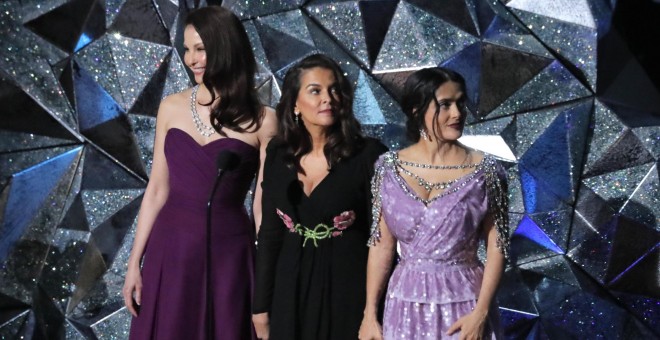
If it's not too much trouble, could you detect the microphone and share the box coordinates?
[215,150,240,177]
[206,150,240,339]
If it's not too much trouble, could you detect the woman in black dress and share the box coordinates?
[252,54,387,340]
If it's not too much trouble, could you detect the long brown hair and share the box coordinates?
[276,54,364,173]
[185,6,262,134]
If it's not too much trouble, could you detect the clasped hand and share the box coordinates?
[358,316,382,340]
[446,308,488,340]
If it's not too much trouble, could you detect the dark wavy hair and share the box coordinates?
[185,6,262,134]
[401,67,467,142]
[276,54,363,173]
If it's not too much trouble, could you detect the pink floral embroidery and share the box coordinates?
[333,210,356,231]
[275,209,356,246]
[276,209,295,232]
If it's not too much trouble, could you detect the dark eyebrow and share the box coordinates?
[306,82,338,88]
[183,42,204,48]
[437,92,465,102]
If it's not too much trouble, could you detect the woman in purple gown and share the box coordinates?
[359,67,509,340]
[122,6,276,340]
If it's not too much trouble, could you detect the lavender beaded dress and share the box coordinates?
[369,152,509,340]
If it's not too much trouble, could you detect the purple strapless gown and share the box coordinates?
[372,152,504,340]
[129,128,258,340]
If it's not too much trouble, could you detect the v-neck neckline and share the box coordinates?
[298,170,332,199]
[390,152,486,207]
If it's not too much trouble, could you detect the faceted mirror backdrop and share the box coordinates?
[0,0,658,339]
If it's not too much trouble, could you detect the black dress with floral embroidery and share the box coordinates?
[253,138,387,340]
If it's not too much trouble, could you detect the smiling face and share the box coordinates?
[423,81,466,142]
[183,25,206,84]
[294,67,339,130]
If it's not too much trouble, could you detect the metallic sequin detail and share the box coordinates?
[484,158,511,260]
[368,151,510,259]
[387,152,487,206]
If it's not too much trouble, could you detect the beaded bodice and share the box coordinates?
[368,151,510,260]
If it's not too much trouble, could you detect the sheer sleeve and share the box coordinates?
[484,157,510,260]
[253,142,285,314]
[363,140,388,240]
[367,151,392,246]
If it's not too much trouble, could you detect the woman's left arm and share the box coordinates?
[447,213,505,339]
[253,107,277,234]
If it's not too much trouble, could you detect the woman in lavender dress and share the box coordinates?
[358,67,509,340]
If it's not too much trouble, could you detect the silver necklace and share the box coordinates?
[394,152,478,192]
[387,152,486,205]
[395,163,461,192]
[396,152,476,170]
[190,85,217,137]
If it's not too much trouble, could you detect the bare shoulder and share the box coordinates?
[468,149,486,163]
[396,145,415,159]
[157,88,192,126]
[159,89,190,114]
[258,106,278,139]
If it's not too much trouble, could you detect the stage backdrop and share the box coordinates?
[0,0,658,339]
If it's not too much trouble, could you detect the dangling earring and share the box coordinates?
[420,128,429,141]
[294,111,300,124]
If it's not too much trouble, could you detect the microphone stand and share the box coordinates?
[206,169,223,340]
[205,150,238,340]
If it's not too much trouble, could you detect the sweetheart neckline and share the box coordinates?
[166,127,258,153]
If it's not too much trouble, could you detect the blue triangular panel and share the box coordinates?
[489,61,592,118]
[499,307,539,339]
[354,71,386,125]
[565,100,592,195]
[0,147,82,261]
[75,33,94,52]
[518,163,565,213]
[483,15,549,58]
[514,216,565,254]
[440,42,482,109]
[73,61,125,131]
[520,112,572,204]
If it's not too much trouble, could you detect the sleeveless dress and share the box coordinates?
[129,127,258,340]
[369,151,509,340]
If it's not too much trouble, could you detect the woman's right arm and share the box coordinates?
[122,97,174,317]
[252,145,285,340]
[359,217,396,340]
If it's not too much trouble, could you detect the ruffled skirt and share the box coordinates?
[382,259,501,339]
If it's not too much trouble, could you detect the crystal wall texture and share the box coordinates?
[1,0,658,339]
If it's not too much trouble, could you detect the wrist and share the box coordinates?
[473,305,489,318]
[363,307,378,318]
[127,257,141,269]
